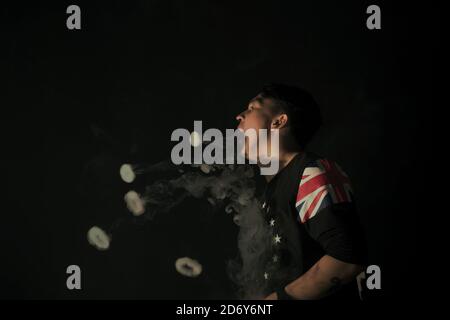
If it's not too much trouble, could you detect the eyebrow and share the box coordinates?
[250,96,265,106]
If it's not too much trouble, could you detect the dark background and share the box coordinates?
[1,1,433,300]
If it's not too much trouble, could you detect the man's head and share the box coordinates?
[236,83,322,157]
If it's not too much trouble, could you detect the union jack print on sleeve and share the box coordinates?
[295,159,353,223]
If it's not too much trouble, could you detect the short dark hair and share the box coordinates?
[260,83,322,148]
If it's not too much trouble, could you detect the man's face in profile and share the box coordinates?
[236,95,274,132]
[235,95,277,160]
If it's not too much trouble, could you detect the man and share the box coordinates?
[235,84,367,300]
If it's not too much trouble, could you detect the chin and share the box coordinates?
[238,144,248,160]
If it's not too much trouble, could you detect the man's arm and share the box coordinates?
[265,255,364,300]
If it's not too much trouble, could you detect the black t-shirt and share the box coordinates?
[260,151,367,300]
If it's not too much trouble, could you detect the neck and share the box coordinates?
[262,149,302,182]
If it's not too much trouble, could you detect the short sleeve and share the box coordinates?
[295,158,366,264]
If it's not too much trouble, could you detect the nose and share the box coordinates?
[236,111,245,122]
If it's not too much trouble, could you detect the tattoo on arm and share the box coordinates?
[328,277,342,295]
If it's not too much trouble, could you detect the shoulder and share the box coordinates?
[295,154,354,223]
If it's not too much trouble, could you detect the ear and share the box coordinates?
[271,114,288,129]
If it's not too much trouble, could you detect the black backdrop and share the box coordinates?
[1,1,433,300]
